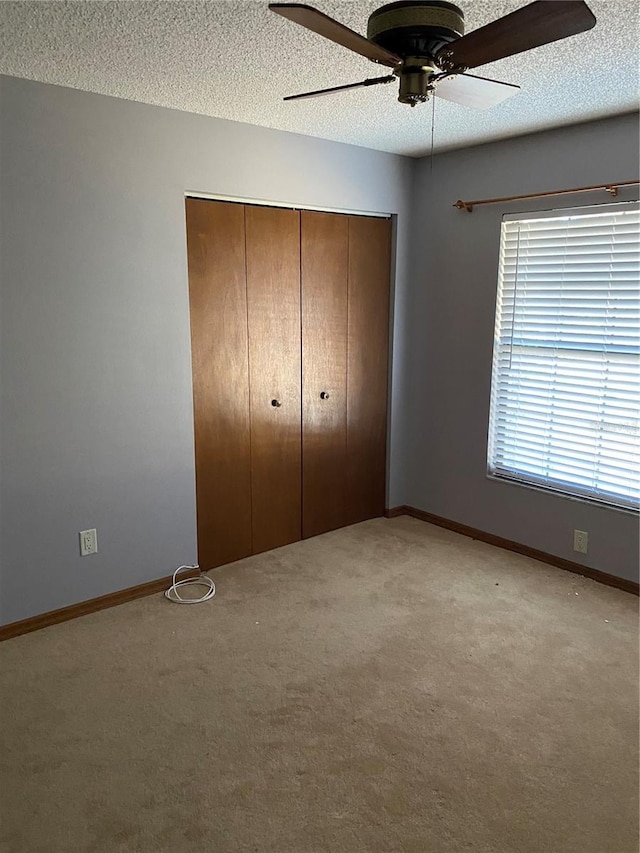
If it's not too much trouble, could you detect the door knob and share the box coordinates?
[271,399,282,407]
[320,391,330,400]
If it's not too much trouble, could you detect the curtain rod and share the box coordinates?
[454,179,640,213]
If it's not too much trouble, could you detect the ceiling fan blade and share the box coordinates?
[437,1,596,72]
[269,4,401,67]
[284,75,396,102]
[435,73,520,109]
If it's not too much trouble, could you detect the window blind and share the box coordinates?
[488,202,640,510]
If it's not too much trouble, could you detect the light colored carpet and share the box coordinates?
[0,516,637,853]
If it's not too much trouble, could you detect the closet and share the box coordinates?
[185,198,391,571]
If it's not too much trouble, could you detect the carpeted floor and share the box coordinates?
[0,516,637,853]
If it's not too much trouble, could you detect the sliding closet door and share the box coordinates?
[186,198,252,569]
[245,206,302,553]
[346,215,392,524]
[301,211,349,538]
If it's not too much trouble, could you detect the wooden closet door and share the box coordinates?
[301,211,349,538]
[346,215,392,524]
[245,206,302,553]
[186,198,252,569]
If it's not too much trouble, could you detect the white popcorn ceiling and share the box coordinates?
[1,0,638,156]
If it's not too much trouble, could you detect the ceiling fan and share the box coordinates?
[269,0,596,109]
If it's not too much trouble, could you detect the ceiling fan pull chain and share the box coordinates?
[430,94,436,177]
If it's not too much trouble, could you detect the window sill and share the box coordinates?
[486,472,640,516]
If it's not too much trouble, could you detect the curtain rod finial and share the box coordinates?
[454,199,473,212]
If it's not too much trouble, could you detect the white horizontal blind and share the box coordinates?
[488,203,640,510]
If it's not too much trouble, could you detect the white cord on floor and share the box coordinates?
[164,564,216,604]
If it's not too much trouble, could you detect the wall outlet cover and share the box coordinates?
[80,528,98,556]
[573,529,588,554]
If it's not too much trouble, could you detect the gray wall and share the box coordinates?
[1,76,637,627]
[0,75,413,625]
[402,113,640,583]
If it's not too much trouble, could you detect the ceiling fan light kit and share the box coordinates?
[269,0,596,109]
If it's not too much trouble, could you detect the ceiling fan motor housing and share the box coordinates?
[367,1,464,59]
[368,1,464,104]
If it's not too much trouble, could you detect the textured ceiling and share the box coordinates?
[1,0,638,156]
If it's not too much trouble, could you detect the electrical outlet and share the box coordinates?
[79,528,98,556]
[573,529,588,554]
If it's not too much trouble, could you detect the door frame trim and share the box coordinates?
[185,191,391,220]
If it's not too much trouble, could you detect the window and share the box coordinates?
[488,202,640,511]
